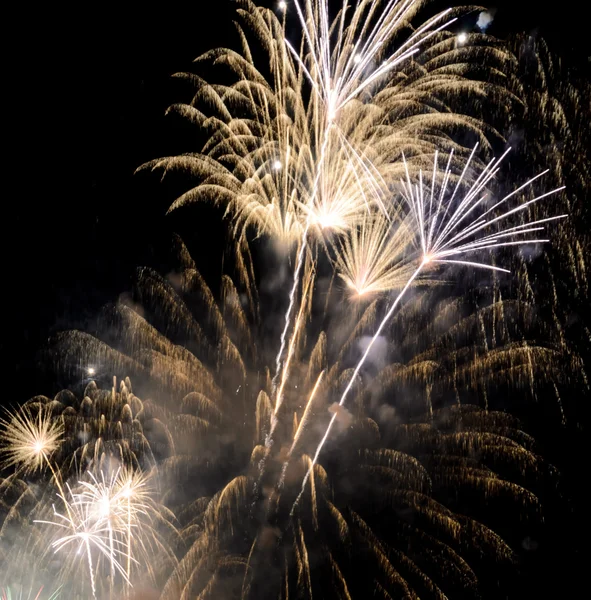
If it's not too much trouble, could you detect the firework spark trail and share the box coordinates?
[278,370,325,489]
[292,145,567,513]
[259,261,315,505]
[271,221,311,398]
[274,269,315,425]
[288,0,457,119]
[290,266,422,513]
[266,369,326,519]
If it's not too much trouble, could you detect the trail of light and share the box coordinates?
[274,269,315,421]
[268,371,326,519]
[291,263,424,513]
[432,259,510,273]
[271,224,310,398]
[260,268,315,506]
[278,370,325,491]
[291,371,325,453]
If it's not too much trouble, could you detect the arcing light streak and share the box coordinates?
[293,145,567,512]
[266,370,326,517]
[271,222,311,397]
[291,265,422,513]
[278,370,325,490]
[274,268,316,422]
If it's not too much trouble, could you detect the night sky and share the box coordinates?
[4,0,589,593]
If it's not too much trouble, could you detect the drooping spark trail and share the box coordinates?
[291,145,567,512]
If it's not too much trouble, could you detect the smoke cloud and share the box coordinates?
[476,10,495,32]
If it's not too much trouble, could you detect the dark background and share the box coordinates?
[4,0,589,595]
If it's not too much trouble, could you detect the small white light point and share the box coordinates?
[278,1,287,11]
[354,54,362,64]
[273,160,282,171]
[457,32,467,44]
[87,367,96,376]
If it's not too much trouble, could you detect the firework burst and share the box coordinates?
[294,143,566,512]
[0,406,63,475]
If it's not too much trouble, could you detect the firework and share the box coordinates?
[335,209,416,296]
[2,1,587,598]
[293,143,566,511]
[75,467,154,583]
[137,1,517,484]
[0,406,63,475]
[287,0,457,121]
[32,464,172,598]
[0,380,179,596]
[36,483,131,598]
[139,0,513,244]
[41,223,584,597]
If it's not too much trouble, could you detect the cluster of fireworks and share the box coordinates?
[0,379,175,597]
[2,0,588,597]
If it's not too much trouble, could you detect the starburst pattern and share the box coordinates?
[0,406,63,475]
